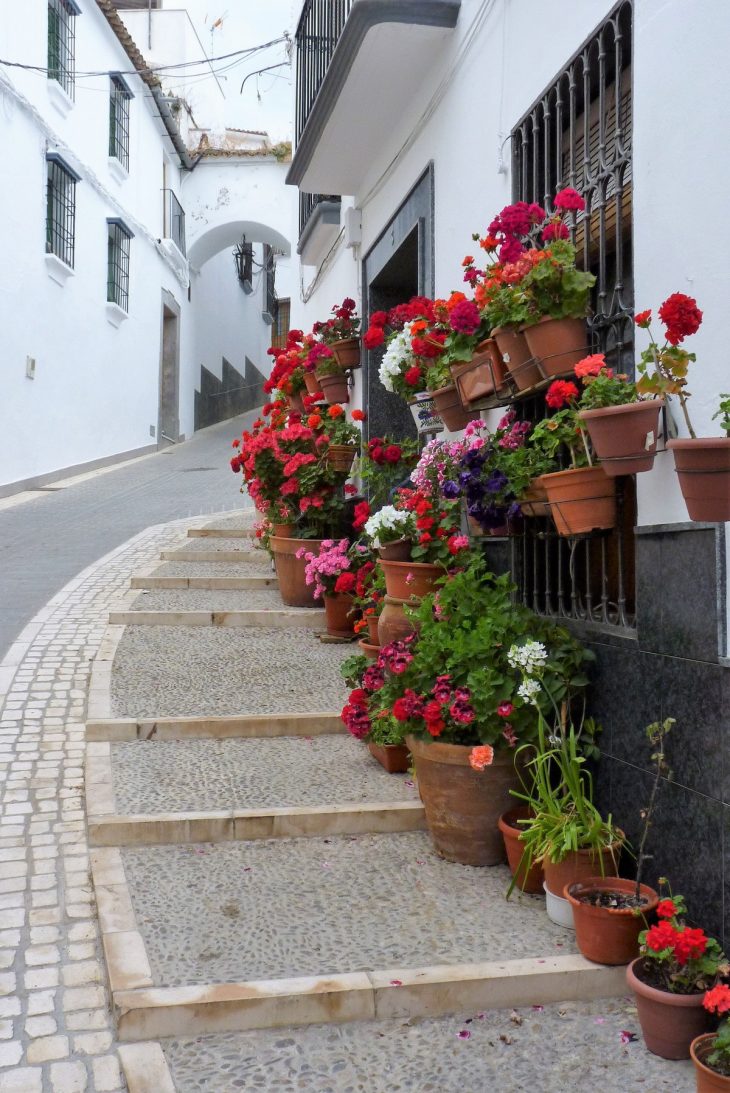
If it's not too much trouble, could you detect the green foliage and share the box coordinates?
[713,393,730,436]
[485,283,530,331]
[315,356,347,378]
[529,410,590,470]
[340,653,368,688]
[579,371,638,410]
[367,714,405,747]
[522,240,595,322]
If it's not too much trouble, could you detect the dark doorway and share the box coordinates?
[362,164,434,443]
[158,293,180,446]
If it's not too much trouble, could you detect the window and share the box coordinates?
[46,154,79,268]
[270,299,291,350]
[506,0,635,631]
[163,189,186,256]
[107,219,133,311]
[109,75,133,170]
[262,244,276,325]
[47,0,80,99]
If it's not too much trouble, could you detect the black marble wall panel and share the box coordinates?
[194,356,266,431]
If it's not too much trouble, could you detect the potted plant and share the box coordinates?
[531,380,616,536]
[314,350,350,405]
[575,349,664,475]
[317,297,362,369]
[363,505,415,561]
[356,433,420,510]
[631,294,730,522]
[497,806,545,894]
[692,987,730,1089]
[296,537,357,637]
[312,404,364,476]
[340,652,411,772]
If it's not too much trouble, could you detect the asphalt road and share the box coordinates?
[0,413,256,660]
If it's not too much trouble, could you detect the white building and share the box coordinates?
[286,0,730,938]
[0,0,295,495]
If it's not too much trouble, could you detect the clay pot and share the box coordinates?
[579,400,664,476]
[523,316,588,379]
[358,638,379,660]
[317,372,350,404]
[323,592,355,637]
[497,808,544,894]
[406,737,519,866]
[565,877,659,965]
[377,538,412,562]
[408,393,444,434]
[330,337,361,370]
[378,560,445,600]
[667,438,730,522]
[628,959,714,1060]
[451,338,509,405]
[430,384,473,432]
[327,443,357,475]
[518,475,550,518]
[691,1035,730,1089]
[541,465,616,536]
[543,842,622,897]
[366,615,380,646]
[270,536,322,608]
[367,741,411,774]
[288,391,306,414]
[377,595,419,647]
[492,325,541,391]
[303,372,321,397]
[272,522,296,538]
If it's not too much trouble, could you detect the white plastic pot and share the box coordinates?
[544,881,575,930]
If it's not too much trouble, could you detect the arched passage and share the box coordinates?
[187,219,291,271]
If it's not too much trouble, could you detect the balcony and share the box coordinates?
[287,0,461,194]
[298,192,341,265]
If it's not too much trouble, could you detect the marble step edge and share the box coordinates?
[86,711,345,742]
[160,550,271,563]
[130,575,279,590]
[87,623,127,720]
[187,528,255,539]
[118,1042,175,1093]
[107,608,325,630]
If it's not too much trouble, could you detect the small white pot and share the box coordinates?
[543,881,575,930]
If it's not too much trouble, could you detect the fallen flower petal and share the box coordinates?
[620,1030,638,1044]
[457,1030,471,1040]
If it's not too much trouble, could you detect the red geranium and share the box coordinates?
[545,379,579,409]
[658,293,703,345]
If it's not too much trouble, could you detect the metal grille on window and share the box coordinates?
[46,157,77,268]
[507,0,635,630]
[107,220,132,311]
[271,299,291,350]
[262,245,276,325]
[47,0,77,99]
[109,77,132,169]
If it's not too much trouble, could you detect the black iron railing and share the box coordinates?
[48,0,78,99]
[107,219,132,311]
[163,189,186,256]
[46,154,77,267]
[263,244,276,323]
[299,191,341,238]
[109,76,132,170]
[295,0,353,141]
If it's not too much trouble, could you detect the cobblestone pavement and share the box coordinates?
[0,514,213,1092]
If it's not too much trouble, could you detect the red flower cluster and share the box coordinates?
[367,438,403,465]
[645,921,708,966]
[391,675,475,737]
[546,379,579,409]
[362,297,436,351]
[704,984,730,1016]
[658,292,703,346]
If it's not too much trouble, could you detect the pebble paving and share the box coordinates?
[129,589,292,611]
[110,626,351,718]
[162,997,694,1092]
[121,832,576,986]
[149,560,276,579]
[166,538,264,555]
[110,736,419,814]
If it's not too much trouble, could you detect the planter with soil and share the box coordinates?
[628,957,714,1059]
[367,741,411,774]
[565,877,659,965]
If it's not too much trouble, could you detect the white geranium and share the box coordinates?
[507,641,548,676]
[379,322,416,392]
[363,506,412,547]
[517,678,542,707]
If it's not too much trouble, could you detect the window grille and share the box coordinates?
[163,189,186,256]
[107,219,133,311]
[263,245,276,324]
[47,0,79,99]
[271,299,291,350]
[295,0,354,142]
[46,154,79,268]
[109,76,133,170]
[507,0,635,631]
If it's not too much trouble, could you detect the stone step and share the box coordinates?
[160,549,270,563]
[90,835,625,1041]
[85,735,422,846]
[149,561,276,580]
[108,609,325,630]
[157,999,692,1091]
[187,528,255,539]
[128,589,284,611]
[110,625,351,719]
[86,712,345,742]
[130,575,278,590]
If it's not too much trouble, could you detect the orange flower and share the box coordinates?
[307,414,322,428]
[469,745,495,771]
[351,409,366,421]
[328,404,344,418]
[447,290,467,310]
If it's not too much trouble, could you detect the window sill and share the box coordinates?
[47,79,74,118]
[108,156,129,183]
[106,302,129,328]
[45,253,74,286]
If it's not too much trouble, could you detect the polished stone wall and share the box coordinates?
[194,357,266,431]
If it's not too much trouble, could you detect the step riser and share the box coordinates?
[130,577,278,590]
[108,610,324,629]
[160,551,270,563]
[86,713,345,742]
[187,529,254,539]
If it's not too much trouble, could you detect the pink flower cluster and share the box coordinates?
[296,538,350,600]
[496,409,531,450]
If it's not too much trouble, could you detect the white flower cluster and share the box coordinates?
[363,506,411,547]
[378,322,416,392]
[517,678,542,707]
[507,641,548,676]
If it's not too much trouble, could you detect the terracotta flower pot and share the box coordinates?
[541,465,616,536]
[327,443,357,475]
[667,437,730,522]
[367,741,411,774]
[691,1034,730,1090]
[518,475,550,518]
[303,372,321,397]
[358,638,379,660]
[497,807,544,894]
[406,737,519,866]
[377,538,412,562]
[272,522,296,538]
[377,595,419,647]
[579,400,664,476]
[330,337,361,370]
[317,372,350,405]
[270,536,322,608]
[288,391,306,414]
[628,958,714,1060]
[366,615,380,645]
[429,384,473,432]
[378,560,445,600]
[323,592,355,637]
[565,877,659,966]
[492,325,541,391]
[542,842,622,897]
[408,393,444,434]
[523,316,588,379]
[451,338,509,405]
